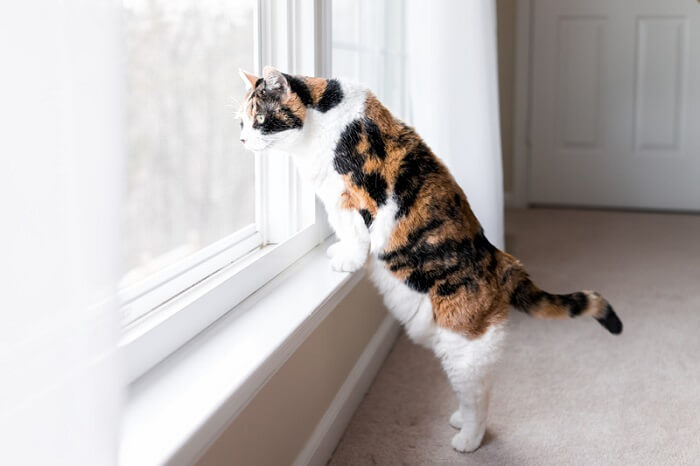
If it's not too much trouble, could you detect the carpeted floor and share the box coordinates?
[329,208,700,465]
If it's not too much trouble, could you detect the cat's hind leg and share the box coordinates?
[433,324,506,452]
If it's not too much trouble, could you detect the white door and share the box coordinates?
[529,0,700,210]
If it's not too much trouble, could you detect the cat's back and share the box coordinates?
[353,91,509,337]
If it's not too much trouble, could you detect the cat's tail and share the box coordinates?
[501,253,622,335]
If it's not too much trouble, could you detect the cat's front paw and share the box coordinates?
[328,242,368,272]
[326,241,342,258]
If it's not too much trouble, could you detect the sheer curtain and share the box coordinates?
[0,2,124,464]
[405,0,505,249]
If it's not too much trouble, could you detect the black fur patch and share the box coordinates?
[334,120,364,175]
[560,292,588,317]
[359,209,373,227]
[334,119,388,207]
[364,117,386,160]
[596,304,623,334]
[317,79,344,112]
[445,194,462,218]
[280,106,303,128]
[405,269,437,293]
[276,74,343,112]
[393,142,441,218]
[283,73,313,106]
[379,218,444,262]
[253,105,303,134]
[362,171,388,206]
[379,230,498,296]
[510,278,547,312]
[437,275,478,296]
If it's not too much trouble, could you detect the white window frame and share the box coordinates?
[120,0,333,383]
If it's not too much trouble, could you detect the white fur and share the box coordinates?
[433,325,506,452]
[370,256,506,451]
[241,72,506,452]
[368,258,436,348]
[369,197,398,255]
[285,81,371,272]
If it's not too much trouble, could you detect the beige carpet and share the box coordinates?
[329,208,700,465]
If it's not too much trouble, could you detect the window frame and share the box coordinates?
[120,0,332,383]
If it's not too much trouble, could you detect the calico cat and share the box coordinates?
[238,66,623,452]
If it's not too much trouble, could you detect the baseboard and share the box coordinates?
[505,190,529,209]
[293,314,401,466]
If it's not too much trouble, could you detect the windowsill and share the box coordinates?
[119,238,365,466]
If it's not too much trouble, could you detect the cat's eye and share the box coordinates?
[256,114,265,124]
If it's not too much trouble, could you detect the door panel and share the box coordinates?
[530,0,700,210]
[634,17,685,156]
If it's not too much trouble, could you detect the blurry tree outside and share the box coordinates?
[121,0,256,285]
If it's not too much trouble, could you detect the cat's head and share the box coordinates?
[237,66,306,152]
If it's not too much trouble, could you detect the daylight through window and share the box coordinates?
[120,0,257,320]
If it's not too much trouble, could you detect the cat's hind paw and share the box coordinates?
[449,410,463,429]
[451,430,484,453]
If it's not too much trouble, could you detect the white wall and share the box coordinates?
[195,278,391,466]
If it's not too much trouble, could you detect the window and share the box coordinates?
[117,0,409,382]
[120,0,260,325]
[332,0,409,119]
[119,0,322,381]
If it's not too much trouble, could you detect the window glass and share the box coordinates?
[332,0,408,119]
[121,0,256,285]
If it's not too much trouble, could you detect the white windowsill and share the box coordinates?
[119,238,365,466]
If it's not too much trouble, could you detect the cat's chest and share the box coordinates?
[291,144,345,203]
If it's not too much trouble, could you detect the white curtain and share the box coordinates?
[405,0,505,249]
[0,2,124,465]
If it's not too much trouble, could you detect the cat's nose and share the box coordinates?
[240,138,246,144]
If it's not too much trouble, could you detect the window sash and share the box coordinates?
[120,223,322,382]
[119,0,264,326]
[119,224,263,325]
[120,0,329,383]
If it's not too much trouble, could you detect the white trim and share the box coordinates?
[293,314,400,466]
[315,0,332,77]
[255,151,267,241]
[119,225,261,322]
[254,0,263,73]
[120,239,367,466]
[312,0,333,238]
[120,224,320,383]
[511,0,532,208]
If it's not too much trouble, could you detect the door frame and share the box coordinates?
[508,0,533,208]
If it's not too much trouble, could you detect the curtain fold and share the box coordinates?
[405,0,505,249]
[0,2,125,465]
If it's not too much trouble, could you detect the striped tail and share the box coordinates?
[505,264,622,335]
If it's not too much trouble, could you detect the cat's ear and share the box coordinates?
[262,66,289,94]
[239,69,259,91]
